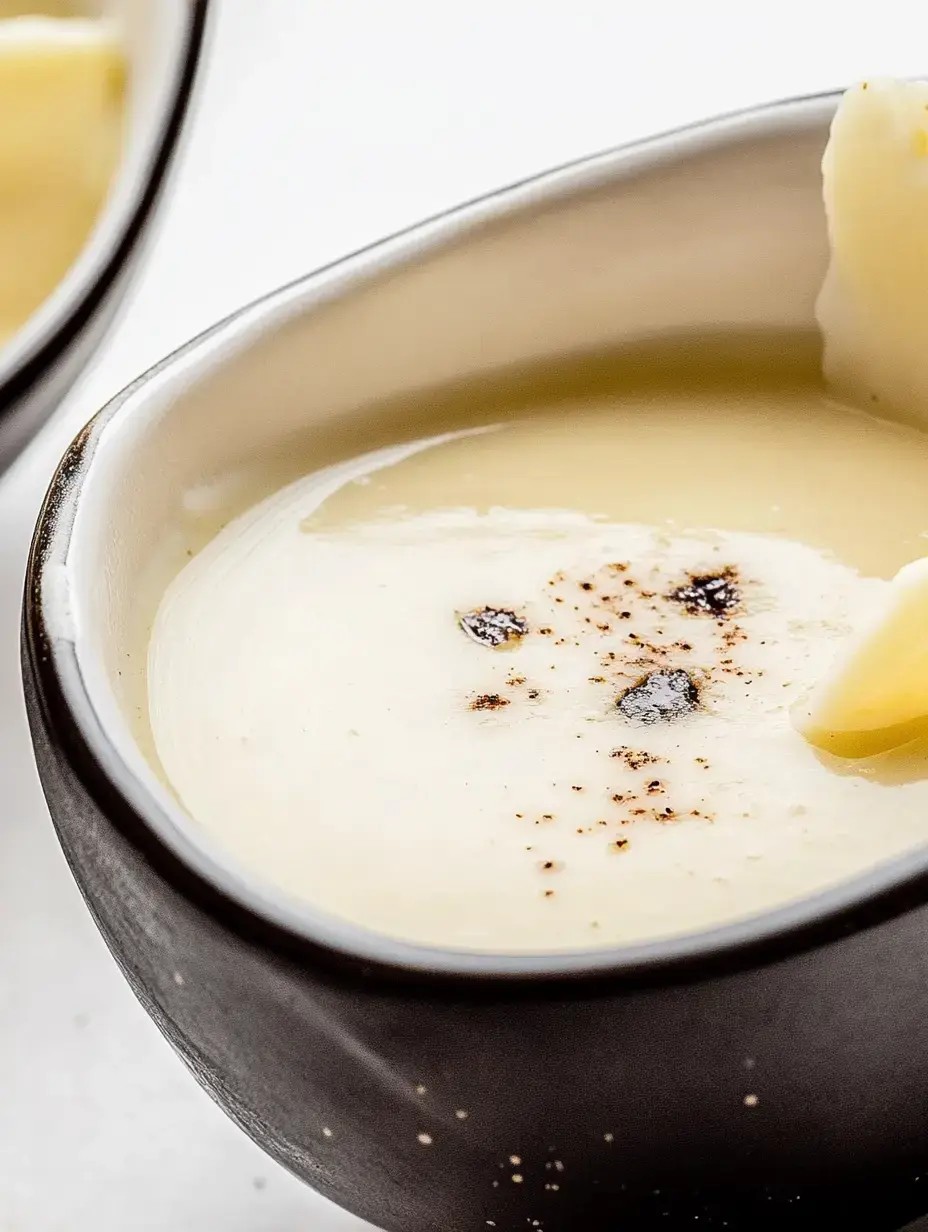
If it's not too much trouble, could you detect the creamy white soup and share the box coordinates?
[0,12,125,343]
[146,79,928,952]
[146,372,928,951]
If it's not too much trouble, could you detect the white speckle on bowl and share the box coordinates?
[42,564,76,642]
[417,1132,433,1146]
[744,1093,759,1108]
[455,1109,468,1120]
[322,1127,333,1138]
[511,1173,523,1184]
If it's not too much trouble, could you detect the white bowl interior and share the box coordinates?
[0,0,196,382]
[41,96,845,960]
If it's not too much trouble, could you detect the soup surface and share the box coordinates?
[147,362,928,951]
[0,14,125,343]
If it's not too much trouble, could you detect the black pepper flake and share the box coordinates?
[609,839,630,853]
[580,582,594,591]
[610,747,662,770]
[470,693,510,711]
[459,607,528,648]
[670,569,740,618]
[617,669,699,724]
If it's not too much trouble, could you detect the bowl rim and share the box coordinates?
[27,82,928,989]
[0,0,211,421]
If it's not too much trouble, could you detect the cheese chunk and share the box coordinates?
[795,558,928,758]
[800,80,928,757]
[818,79,928,425]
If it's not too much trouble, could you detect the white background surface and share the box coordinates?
[2,2,927,1228]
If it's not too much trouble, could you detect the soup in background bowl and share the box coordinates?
[0,0,208,469]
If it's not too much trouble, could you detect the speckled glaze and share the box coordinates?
[0,0,209,470]
[21,92,928,1231]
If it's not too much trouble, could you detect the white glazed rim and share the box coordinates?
[33,86,928,985]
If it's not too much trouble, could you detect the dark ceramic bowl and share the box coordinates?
[0,0,209,469]
[22,91,928,1232]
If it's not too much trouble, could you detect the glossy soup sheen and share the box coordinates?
[145,340,928,952]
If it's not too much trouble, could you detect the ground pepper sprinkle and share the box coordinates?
[617,669,699,724]
[459,607,528,648]
[670,568,740,617]
[470,693,510,711]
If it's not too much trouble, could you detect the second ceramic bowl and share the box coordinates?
[0,0,209,469]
